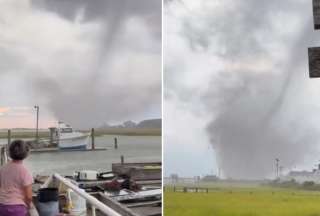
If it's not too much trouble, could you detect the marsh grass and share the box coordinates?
[164,186,320,216]
[0,128,161,139]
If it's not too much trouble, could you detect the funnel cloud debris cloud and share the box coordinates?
[165,0,320,178]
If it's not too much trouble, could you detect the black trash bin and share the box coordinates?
[37,188,59,216]
[37,188,58,202]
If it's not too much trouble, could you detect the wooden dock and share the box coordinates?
[31,147,107,153]
[112,162,161,181]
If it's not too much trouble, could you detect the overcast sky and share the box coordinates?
[0,0,161,129]
[164,0,320,179]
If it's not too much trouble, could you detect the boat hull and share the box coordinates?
[59,144,87,150]
[58,135,89,150]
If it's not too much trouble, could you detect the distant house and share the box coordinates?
[284,170,320,183]
[201,175,219,182]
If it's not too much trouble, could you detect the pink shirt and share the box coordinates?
[0,161,33,206]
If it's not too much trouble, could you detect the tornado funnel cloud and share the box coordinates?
[200,0,320,179]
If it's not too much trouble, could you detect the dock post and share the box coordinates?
[1,147,4,165]
[7,129,11,146]
[49,127,55,145]
[121,155,124,164]
[7,129,11,157]
[91,128,95,150]
[114,137,118,149]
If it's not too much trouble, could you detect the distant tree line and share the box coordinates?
[266,179,320,191]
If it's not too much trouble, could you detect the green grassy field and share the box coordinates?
[164,186,320,216]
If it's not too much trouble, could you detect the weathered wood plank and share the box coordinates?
[126,200,161,208]
[112,162,161,181]
[97,192,140,216]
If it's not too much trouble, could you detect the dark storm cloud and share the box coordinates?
[32,0,161,81]
[31,0,161,38]
[0,0,161,129]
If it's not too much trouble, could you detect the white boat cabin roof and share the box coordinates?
[58,122,73,133]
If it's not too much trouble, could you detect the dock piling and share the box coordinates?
[49,127,55,145]
[7,129,11,147]
[114,137,118,149]
[1,147,5,165]
[6,129,11,157]
[91,128,95,150]
[121,155,124,164]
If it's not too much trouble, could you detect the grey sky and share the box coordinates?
[164,0,320,179]
[0,0,161,129]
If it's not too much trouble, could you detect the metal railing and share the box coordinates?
[43,173,122,216]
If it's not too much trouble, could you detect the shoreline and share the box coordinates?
[0,128,162,139]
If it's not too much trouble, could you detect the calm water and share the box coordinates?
[0,135,161,176]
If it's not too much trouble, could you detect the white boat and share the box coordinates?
[57,122,89,150]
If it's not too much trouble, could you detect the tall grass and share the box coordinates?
[164,186,320,216]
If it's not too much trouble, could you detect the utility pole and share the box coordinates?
[34,105,39,144]
[275,158,279,179]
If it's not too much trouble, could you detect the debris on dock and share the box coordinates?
[31,162,162,216]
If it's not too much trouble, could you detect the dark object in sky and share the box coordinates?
[313,0,320,29]
[308,47,320,78]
